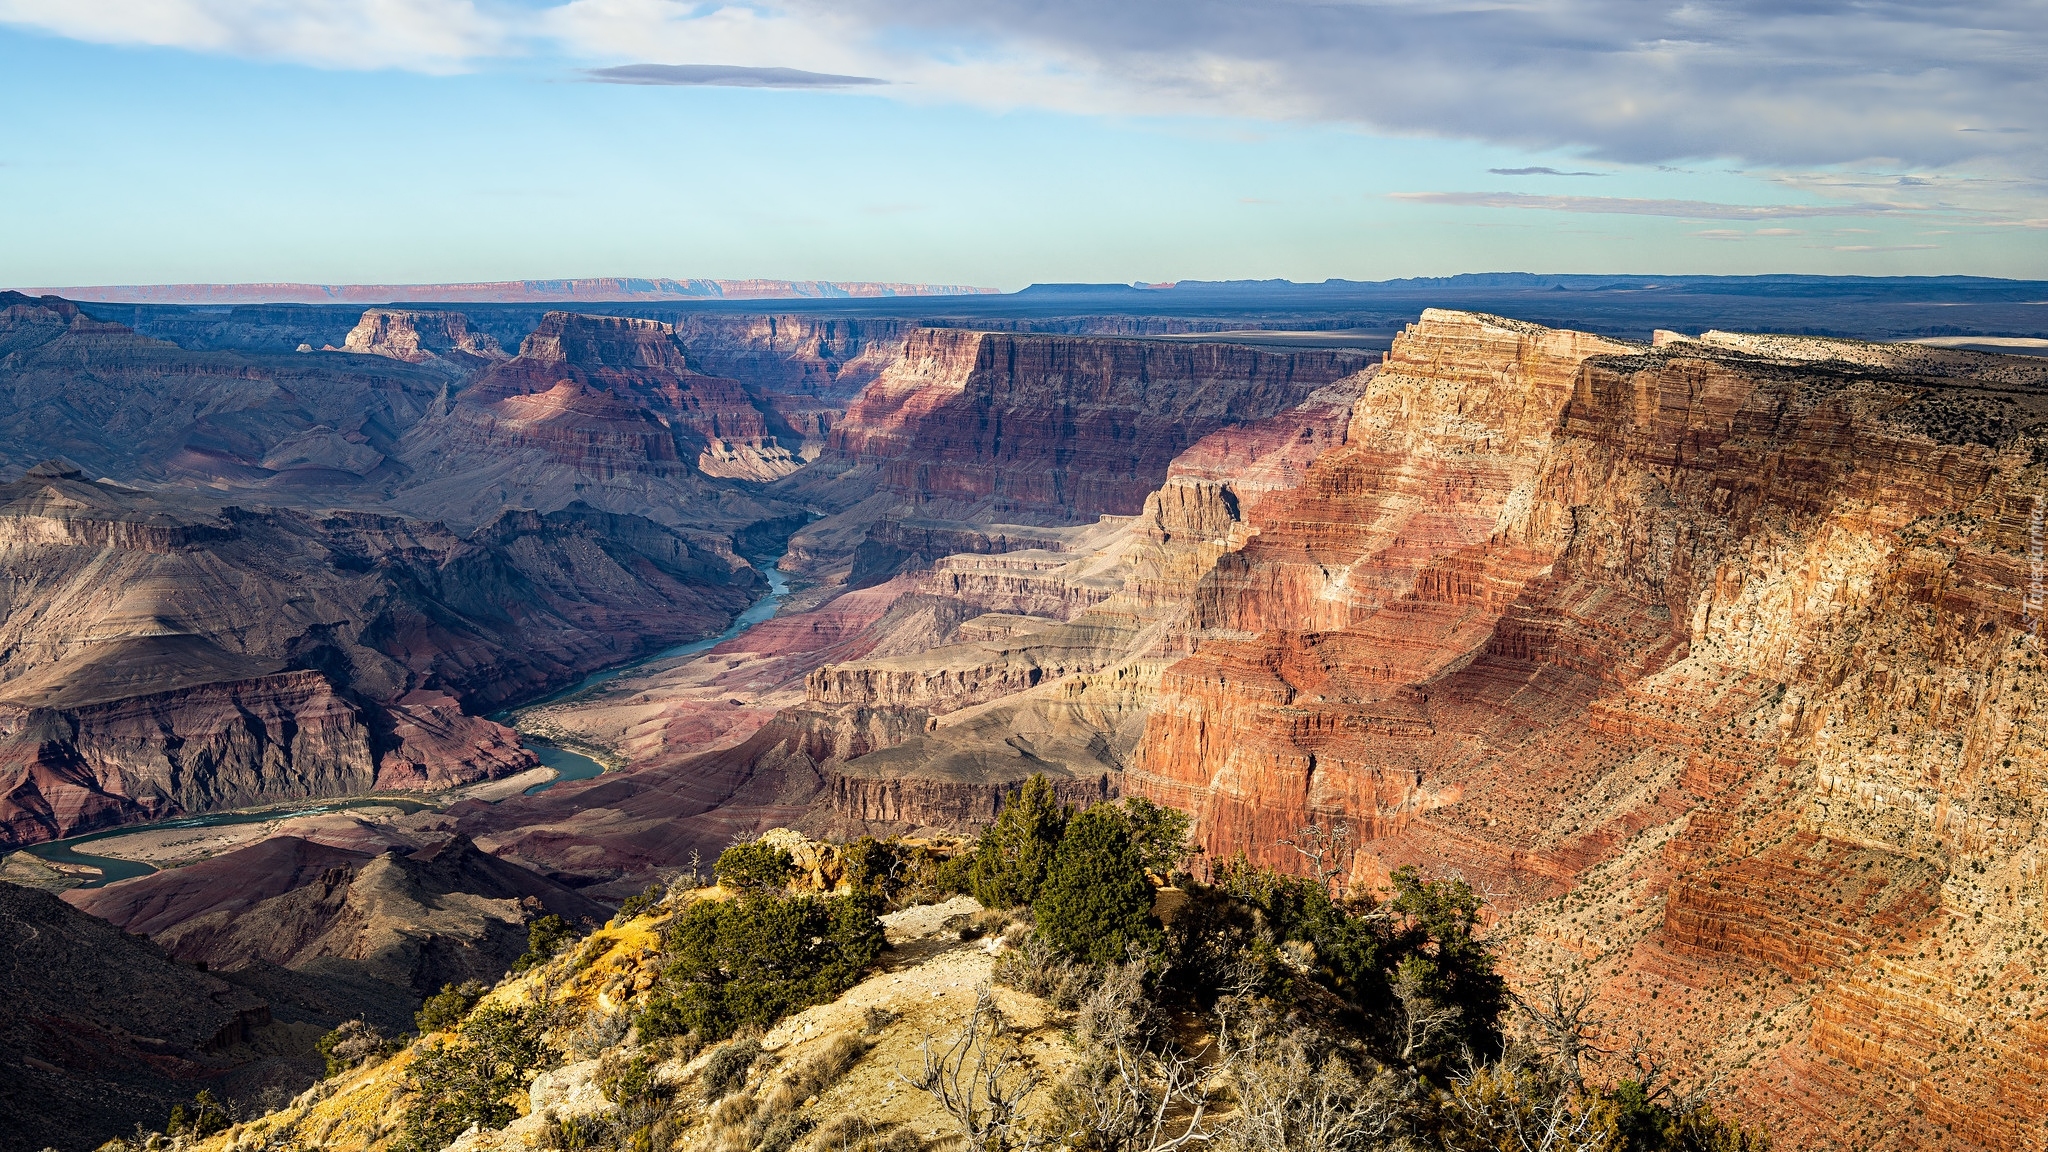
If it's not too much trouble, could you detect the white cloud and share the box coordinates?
[6,0,2045,196]
[0,0,509,71]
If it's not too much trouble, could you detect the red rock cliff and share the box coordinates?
[824,329,1368,524]
[1127,310,2048,1149]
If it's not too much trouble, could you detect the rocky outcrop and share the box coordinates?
[821,329,1367,525]
[341,308,506,374]
[0,672,378,846]
[1122,310,2048,1149]
[0,470,766,846]
[71,834,607,998]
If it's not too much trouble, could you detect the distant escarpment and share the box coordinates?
[670,314,920,456]
[766,330,1370,593]
[1124,310,2048,1149]
[0,292,450,492]
[389,310,806,534]
[0,466,764,847]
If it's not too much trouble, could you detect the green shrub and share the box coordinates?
[512,914,581,973]
[970,774,1068,909]
[415,980,488,1033]
[164,1090,230,1139]
[394,1002,555,1152]
[1120,795,1194,877]
[1032,804,1162,965]
[843,836,904,899]
[715,840,795,891]
[638,891,883,1041]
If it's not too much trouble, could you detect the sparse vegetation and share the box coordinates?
[637,886,884,1041]
[513,913,581,972]
[395,1001,556,1152]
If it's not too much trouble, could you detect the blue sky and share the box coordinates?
[2,1,2044,289]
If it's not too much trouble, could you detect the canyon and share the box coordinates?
[4,281,2047,1150]
[495,309,2048,1149]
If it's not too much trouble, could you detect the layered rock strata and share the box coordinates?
[389,311,805,534]
[0,468,764,846]
[1124,310,2048,1150]
[821,328,1367,525]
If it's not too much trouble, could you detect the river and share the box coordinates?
[24,554,793,889]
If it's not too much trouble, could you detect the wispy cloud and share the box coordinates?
[583,63,885,87]
[0,0,507,71]
[1817,244,1940,251]
[1389,191,1914,220]
[1488,167,1603,177]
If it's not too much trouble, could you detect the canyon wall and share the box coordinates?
[0,467,765,846]
[820,329,1369,525]
[1124,310,2048,1150]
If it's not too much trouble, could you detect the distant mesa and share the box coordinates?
[25,277,1001,305]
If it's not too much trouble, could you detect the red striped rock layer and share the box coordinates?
[825,328,1367,524]
[1127,310,2048,1149]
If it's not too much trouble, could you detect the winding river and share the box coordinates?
[24,554,793,889]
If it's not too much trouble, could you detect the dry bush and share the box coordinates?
[862,1006,900,1036]
[992,932,1092,1009]
[700,1039,765,1101]
[565,1006,632,1061]
[900,987,1036,1152]
[810,1115,924,1152]
[785,1033,872,1101]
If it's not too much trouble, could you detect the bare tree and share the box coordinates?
[1391,960,1461,1064]
[1277,820,1356,895]
[1212,1009,1403,1152]
[1048,958,1221,1151]
[1508,971,1607,1090]
[900,986,1038,1152]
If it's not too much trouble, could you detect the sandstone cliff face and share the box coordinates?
[820,329,1368,526]
[1124,310,2048,1150]
[0,471,765,847]
[341,308,506,374]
